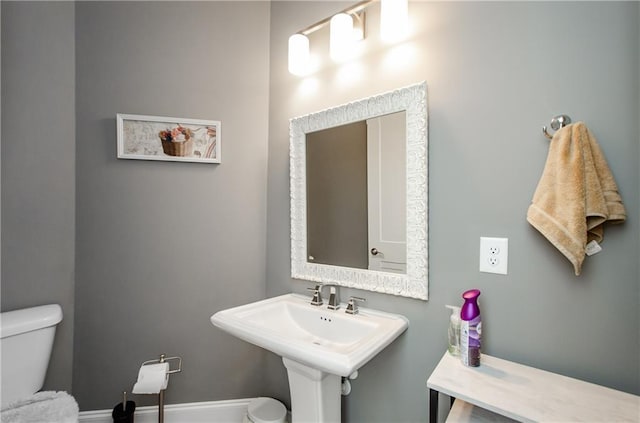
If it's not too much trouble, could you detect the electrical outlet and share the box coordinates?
[480,237,508,275]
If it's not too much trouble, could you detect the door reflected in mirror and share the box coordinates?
[305,112,406,274]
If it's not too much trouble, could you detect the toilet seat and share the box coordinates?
[243,397,287,423]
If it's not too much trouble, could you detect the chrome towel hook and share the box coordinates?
[542,115,571,140]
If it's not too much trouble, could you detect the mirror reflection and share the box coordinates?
[305,112,406,274]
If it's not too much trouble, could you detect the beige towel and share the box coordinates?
[527,122,626,275]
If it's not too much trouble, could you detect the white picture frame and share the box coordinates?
[117,113,221,164]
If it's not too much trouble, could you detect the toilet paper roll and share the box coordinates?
[132,362,169,394]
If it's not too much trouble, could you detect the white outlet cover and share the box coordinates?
[480,237,508,275]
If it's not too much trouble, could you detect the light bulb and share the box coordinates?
[381,0,409,43]
[288,33,310,76]
[330,13,354,62]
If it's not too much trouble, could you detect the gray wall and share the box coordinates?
[73,2,271,410]
[1,1,76,393]
[267,2,639,422]
[1,1,638,420]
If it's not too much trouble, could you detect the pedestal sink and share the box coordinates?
[210,293,409,423]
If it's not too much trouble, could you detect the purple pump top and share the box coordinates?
[461,289,481,321]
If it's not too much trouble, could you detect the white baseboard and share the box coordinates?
[79,397,255,423]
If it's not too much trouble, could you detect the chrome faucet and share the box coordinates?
[307,284,341,309]
[345,296,366,315]
[323,285,340,310]
[306,284,323,306]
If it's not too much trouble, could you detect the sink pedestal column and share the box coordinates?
[282,357,341,423]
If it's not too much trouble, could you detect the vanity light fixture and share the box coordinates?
[288,0,409,76]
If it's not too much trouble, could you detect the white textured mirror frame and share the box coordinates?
[290,82,428,300]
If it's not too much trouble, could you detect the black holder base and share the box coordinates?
[112,400,136,423]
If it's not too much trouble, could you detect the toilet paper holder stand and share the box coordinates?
[140,354,182,423]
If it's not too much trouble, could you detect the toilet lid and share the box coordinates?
[247,397,287,423]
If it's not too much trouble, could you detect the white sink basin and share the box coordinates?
[210,293,408,376]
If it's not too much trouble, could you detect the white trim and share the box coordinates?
[290,82,429,300]
[79,398,255,423]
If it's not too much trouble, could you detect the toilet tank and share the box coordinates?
[0,304,63,408]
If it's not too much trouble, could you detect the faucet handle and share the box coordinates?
[306,284,323,306]
[345,296,366,315]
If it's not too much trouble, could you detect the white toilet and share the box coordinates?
[243,397,287,423]
[0,304,79,422]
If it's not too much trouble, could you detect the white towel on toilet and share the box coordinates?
[0,391,79,423]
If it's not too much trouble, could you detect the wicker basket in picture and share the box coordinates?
[161,139,194,157]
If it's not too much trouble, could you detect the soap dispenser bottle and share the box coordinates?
[460,289,481,367]
[445,305,461,356]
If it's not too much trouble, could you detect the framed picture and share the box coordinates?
[117,114,221,163]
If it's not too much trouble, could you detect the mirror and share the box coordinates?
[305,112,406,273]
[290,82,428,300]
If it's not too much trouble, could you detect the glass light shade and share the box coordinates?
[330,13,354,62]
[381,0,409,43]
[288,34,310,76]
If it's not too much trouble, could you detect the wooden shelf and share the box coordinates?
[427,352,639,422]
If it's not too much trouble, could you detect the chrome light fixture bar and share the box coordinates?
[288,0,409,76]
[298,0,370,38]
[288,0,372,76]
